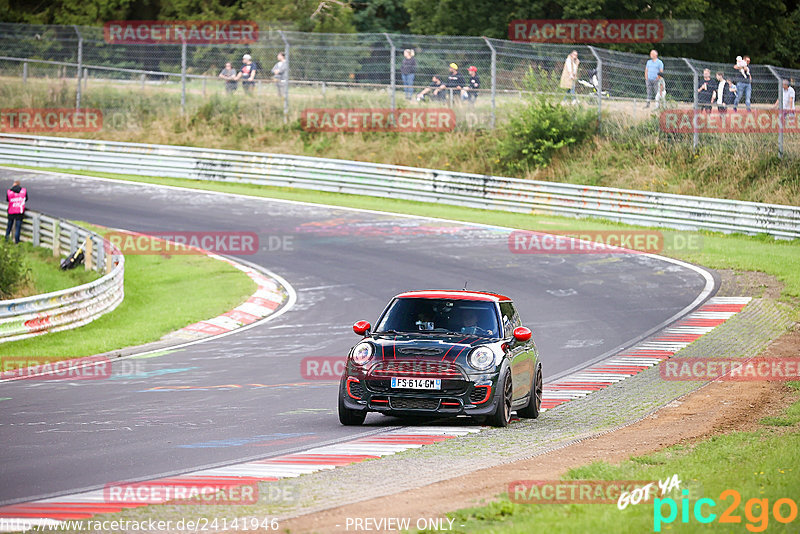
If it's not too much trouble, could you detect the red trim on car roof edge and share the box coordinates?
[394,290,511,302]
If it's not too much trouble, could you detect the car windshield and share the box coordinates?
[375,298,500,338]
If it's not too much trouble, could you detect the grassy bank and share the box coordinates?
[432,385,800,534]
[2,241,99,299]
[0,223,256,362]
[1,78,798,206]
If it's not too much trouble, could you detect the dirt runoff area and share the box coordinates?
[281,324,800,534]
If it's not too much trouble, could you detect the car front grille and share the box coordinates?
[370,360,463,378]
[389,397,440,411]
[396,347,445,357]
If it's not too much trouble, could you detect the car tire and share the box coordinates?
[338,377,366,426]
[517,364,543,419]
[487,369,512,427]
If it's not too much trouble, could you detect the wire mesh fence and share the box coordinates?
[0,22,797,156]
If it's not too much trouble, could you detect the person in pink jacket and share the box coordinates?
[6,180,27,244]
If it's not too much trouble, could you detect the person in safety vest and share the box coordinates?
[5,180,27,244]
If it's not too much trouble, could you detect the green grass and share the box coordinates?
[14,241,99,296]
[0,223,256,363]
[429,388,800,534]
[9,165,800,300]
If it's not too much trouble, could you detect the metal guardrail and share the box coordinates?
[0,133,797,239]
[0,206,124,343]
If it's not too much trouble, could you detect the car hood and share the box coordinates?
[367,333,494,360]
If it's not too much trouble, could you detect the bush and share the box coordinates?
[496,98,597,172]
[0,240,29,299]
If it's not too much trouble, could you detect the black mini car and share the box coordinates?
[338,290,543,427]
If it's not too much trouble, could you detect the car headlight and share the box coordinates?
[467,347,495,371]
[351,342,374,365]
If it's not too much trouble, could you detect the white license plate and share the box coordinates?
[391,377,441,390]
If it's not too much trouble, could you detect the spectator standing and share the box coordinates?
[644,49,664,108]
[5,180,26,244]
[219,62,238,93]
[236,54,257,93]
[697,68,714,113]
[714,72,732,112]
[733,55,752,111]
[401,49,416,101]
[271,52,288,98]
[466,66,480,103]
[775,79,795,115]
[560,50,579,103]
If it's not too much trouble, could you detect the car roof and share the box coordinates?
[394,290,511,302]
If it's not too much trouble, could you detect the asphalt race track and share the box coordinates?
[0,168,715,505]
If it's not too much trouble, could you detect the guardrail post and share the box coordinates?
[96,234,105,273]
[482,37,497,129]
[588,46,603,132]
[384,33,396,111]
[74,25,83,111]
[279,31,290,124]
[682,58,699,149]
[53,220,60,257]
[180,41,187,114]
[22,61,28,84]
[84,236,94,271]
[105,246,114,273]
[32,214,40,247]
[766,65,784,159]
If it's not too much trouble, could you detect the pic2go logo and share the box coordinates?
[653,489,799,532]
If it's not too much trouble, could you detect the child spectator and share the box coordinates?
[466,66,480,103]
[416,75,446,101]
[654,73,666,109]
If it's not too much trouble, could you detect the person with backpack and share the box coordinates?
[5,180,27,244]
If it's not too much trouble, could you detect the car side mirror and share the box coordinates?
[513,326,532,342]
[353,320,371,336]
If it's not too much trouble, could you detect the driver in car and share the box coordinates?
[460,309,492,336]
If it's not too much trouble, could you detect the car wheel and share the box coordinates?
[338,378,366,426]
[487,369,512,427]
[518,365,542,419]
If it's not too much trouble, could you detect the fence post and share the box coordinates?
[73,25,83,111]
[53,220,60,257]
[588,46,603,132]
[22,61,28,84]
[682,58,699,149]
[766,65,784,159]
[383,33,396,111]
[85,235,94,271]
[180,41,187,114]
[279,31,290,124]
[32,214,40,247]
[482,37,496,129]
[83,67,88,89]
